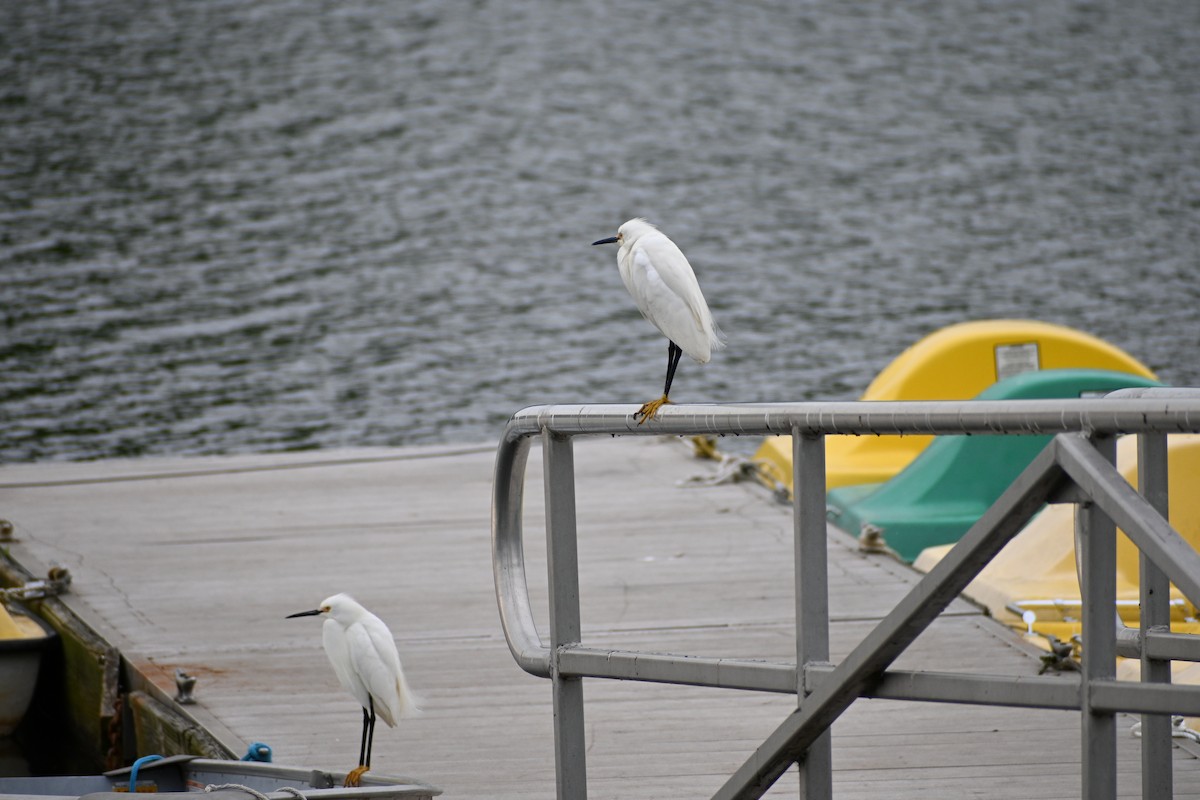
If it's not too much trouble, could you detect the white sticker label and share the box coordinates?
[995,342,1040,381]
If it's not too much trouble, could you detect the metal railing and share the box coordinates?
[491,392,1200,799]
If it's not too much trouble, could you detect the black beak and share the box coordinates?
[286,608,321,619]
[592,236,619,246]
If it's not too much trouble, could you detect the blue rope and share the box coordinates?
[241,742,273,762]
[128,754,164,792]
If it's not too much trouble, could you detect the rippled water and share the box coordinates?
[2,0,1198,461]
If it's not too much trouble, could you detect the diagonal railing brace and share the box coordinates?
[713,441,1068,800]
[1055,433,1200,606]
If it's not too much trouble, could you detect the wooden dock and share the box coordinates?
[2,436,1198,798]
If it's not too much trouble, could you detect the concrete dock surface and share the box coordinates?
[2,436,1198,798]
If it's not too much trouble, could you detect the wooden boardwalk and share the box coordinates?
[2,436,1198,798]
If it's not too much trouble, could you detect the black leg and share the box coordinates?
[358,705,370,768]
[635,341,685,424]
[365,696,377,768]
[663,341,683,399]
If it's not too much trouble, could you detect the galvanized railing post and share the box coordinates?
[1138,433,1172,799]
[543,430,587,799]
[1078,435,1118,800]
[793,430,831,798]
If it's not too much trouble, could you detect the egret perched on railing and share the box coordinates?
[287,594,419,786]
[592,218,724,423]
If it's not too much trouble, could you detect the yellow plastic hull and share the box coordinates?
[912,434,1200,641]
[756,319,1156,492]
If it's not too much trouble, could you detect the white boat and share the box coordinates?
[0,602,56,737]
[0,755,440,800]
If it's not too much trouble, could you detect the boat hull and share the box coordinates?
[0,756,440,800]
[0,606,57,736]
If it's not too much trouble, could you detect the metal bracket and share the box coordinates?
[1,565,72,600]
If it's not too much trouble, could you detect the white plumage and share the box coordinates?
[317,593,418,725]
[593,218,723,422]
[614,218,723,363]
[287,593,417,784]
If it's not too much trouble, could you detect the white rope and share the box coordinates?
[677,453,756,487]
[677,436,790,502]
[203,783,308,800]
[1129,716,1200,742]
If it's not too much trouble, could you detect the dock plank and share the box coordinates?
[3,436,1198,798]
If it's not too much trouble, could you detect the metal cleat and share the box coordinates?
[175,668,198,704]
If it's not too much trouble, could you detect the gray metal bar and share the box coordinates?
[1078,435,1117,800]
[713,441,1067,800]
[544,432,587,799]
[559,646,1074,710]
[1056,433,1200,606]
[492,433,552,676]
[1115,626,1200,662]
[557,648,796,693]
[556,645,1073,709]
[555,647,1200,716]
[803,664,1081,710]
[502,398,1200,440]
[1090,680,1200,717]
[1139,433,1173,800]
[793,431,831,799]
[1145,630,1200,662]
[1114,625,1142,660]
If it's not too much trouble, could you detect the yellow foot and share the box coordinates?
[634,396,671,425]
[344,766,370,787]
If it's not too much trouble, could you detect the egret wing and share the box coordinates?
[627,241,717,363]
[345,618,414,727]
[322,617,371,711]
[635,233,708,319]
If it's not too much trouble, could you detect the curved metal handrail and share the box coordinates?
[491,397,1200,676]
[491,430,549,676]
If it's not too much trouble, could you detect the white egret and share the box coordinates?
[593,218,724,423]
[287,593,419,786]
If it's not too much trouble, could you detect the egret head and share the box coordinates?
[285,593,358,622]
[592,218,656,248]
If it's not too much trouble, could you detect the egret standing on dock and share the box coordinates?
[287,594,419,786]
[593,218,724,423]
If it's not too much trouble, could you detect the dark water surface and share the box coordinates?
[2,0,1198,461]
